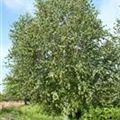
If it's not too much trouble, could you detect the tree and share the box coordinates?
[4,0,120,118]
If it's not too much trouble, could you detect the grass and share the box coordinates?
[0,105,63,120]
[1,104,120,120]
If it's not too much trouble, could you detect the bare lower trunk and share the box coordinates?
[63,102,68,120]
[63,113,68,120]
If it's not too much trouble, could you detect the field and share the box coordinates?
[0,105,63,120]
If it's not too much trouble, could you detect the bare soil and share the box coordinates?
[0,101,25,110]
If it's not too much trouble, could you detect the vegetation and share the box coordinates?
[2,0,120,119]
[0,105,63,120]
[81,106,120,120]
[1,105,120,120]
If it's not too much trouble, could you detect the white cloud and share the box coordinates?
[98,0,120,31]
[3,0,35,13]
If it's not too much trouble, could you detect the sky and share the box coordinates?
[0,0,120,92]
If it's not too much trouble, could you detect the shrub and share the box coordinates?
[81,107,120,120]
[0,94,4,101]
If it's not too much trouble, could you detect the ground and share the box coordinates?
[0,101,25,110]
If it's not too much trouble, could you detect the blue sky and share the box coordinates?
[0,0,120,92]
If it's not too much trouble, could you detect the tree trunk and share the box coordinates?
[63,102,68,120]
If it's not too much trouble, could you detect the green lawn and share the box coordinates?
[0,105,63,120]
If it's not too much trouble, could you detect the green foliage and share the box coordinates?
[0,94,8,102]
[0,93,20,102]
[81,107,120,120]
[4,0,120,117]
[0,93,3,101]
